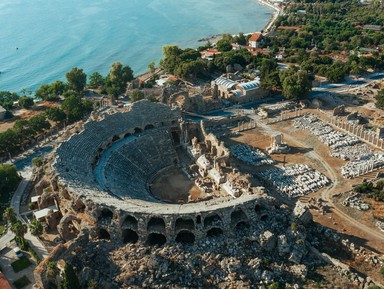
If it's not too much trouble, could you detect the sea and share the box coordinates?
[0,0,272,94]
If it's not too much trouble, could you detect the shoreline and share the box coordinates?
[135,0,282,80]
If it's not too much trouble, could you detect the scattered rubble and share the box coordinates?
[256,164,330,198]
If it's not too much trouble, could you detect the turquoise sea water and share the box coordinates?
[0,0,272,93]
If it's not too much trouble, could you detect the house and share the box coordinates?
[0,106,6,120]
[200,48,221,60]
[248,32,263,49]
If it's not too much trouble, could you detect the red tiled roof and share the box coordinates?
[248,33,262,43]
[0,272,12,289]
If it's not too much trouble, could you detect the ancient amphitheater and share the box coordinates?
[53,100,271,246]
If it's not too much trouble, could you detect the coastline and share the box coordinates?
[256,0,282,32]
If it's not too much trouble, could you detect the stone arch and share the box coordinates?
[124,132,131,138]
[122,229,138,244]
[147,233,166,246]
[231,208,248,227]
[98,228,110,240]
[144,124,155,130]
[147,217,166,233]
[175,230,195,244]
[206,227,223,238]
[196,215,202,224]
[235,221,250,232]
[112,135,120,142]
[260,214,269,222]
[122,215,138,230]
[98,208,113,221]
[255,203,262,212]
[175,218,195,232]
[204,213,222,228]
[134,127,142,134]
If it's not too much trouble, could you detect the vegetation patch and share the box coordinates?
[13,275,31,289]
[11,257,32,273]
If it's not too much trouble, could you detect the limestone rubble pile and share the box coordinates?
[230,144,276,167]
[342,194,370,211]
[37,203,325,289]
[256,164,330,198]
[294,115,384,179]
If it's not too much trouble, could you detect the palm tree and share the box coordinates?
[3,207,16,224]
[11,221,28,247]
[29,218,43,236]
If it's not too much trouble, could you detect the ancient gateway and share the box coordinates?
[52,100,274,246]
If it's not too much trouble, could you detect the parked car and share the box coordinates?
[13,247,23,258]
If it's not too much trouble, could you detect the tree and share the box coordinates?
[29,114,51,133]
[130,90,144,102]
[216,39,233,52]
[148,61,156,75]
[3,207,16,224]
[32,157,43,168]
[35,84,58,101]
[66,67,87,92]
[50,80,67,96]
[87,279,101,289]
[280,67,312,101]
[18,97,34,109]
[58,263,81,289]
[30,218,43,236]
[45,107,66,123]
[88,72,105,88]
[108,62,134,94]
[375,89,384,110]
[11,221,27,241]
[62,95,85,122]
[0,164,21,195]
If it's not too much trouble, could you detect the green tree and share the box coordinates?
[29,218,43,236]
[32,157,43,168]
[66,67,87,92]
[45,107,66,123]
[46,262,59,279]
[375,90,384,110]
[108,62,134,94]
[280,67,312,101]
[50,80,67,96]
[88,72,105,88]
[0,164,21,195]
[35,84,58,101]
[29,114,51,133]
[3,207,16,224]
[62,95,85,122]
[148,61,156,75]
[87,279,101,289]
[0,91,20,110]
[216,39,233,52]
[58,263,81,289]
[18,97,34,109]
[11,221,27,242]
[130,90,144,102]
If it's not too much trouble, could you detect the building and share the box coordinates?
[248,32,262,49]
[200,48,221,60]
[212,76,266,104]
[0,106,6,120]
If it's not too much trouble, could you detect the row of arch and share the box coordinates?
[95,202,269,246]
[97,202,268,232]
[97,227,226,246]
